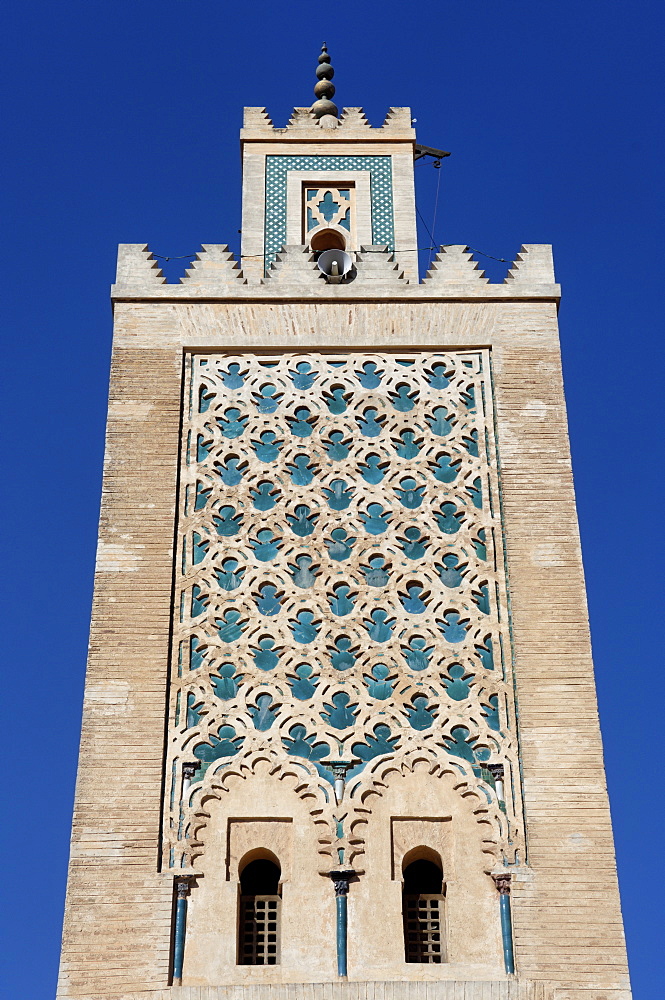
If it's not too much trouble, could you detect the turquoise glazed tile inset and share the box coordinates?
[264,156,394,270]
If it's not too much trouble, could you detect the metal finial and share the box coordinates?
[311,42,338,120]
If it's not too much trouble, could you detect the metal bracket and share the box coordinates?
[414,144,452,164]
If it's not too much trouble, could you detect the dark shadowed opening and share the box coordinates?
[403,859,443,894]
[239,858,281,895]
[238,857,282,965]
[402,858,446,964]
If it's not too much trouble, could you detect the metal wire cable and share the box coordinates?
[428,164,442,270]
[153,246,507,261]
[151,157,507,266]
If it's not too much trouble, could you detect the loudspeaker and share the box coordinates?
[317,249,353,283]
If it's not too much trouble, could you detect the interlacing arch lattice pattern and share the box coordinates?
[164,350,524,869]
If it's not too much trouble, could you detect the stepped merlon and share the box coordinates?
[241,105,416,139]
[504,243,555,284]
[112,244,559,298]
[181,245,246,288]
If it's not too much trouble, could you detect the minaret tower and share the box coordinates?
[57,48,631,1000]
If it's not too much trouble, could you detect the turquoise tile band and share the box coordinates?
[264,156,394,271]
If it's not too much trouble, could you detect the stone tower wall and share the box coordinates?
[56,244,630,1000]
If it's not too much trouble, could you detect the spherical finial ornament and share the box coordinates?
[311,42,338,120]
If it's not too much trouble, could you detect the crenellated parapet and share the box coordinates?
[111,243,560,300]
[241,105,415,142]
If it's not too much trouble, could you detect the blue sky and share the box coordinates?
[2,2,663,996]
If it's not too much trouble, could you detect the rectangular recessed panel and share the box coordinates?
[164,350,523,874]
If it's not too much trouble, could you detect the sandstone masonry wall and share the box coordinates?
[57,249,630,1000]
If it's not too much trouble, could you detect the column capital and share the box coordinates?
[492,873,512,895]
[320,759,361,778]
[328,870,354,896]
[175,876,194,899]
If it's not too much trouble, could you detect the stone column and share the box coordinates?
[492,874,515,974]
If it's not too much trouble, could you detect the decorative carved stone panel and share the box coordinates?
[163,350,524,871]
[304,185,354,247]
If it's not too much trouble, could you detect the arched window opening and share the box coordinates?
[238,856,281,965]
[310,228,346,252]
[402,856,446,964]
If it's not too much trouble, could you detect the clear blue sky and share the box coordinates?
[2,2,663,997]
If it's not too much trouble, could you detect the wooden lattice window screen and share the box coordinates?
[239,895,281,965]
[403,894,446,963]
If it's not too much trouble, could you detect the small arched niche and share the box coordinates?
[310,228,346,252]
[238,851,281,966]
[402,849,446,964]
